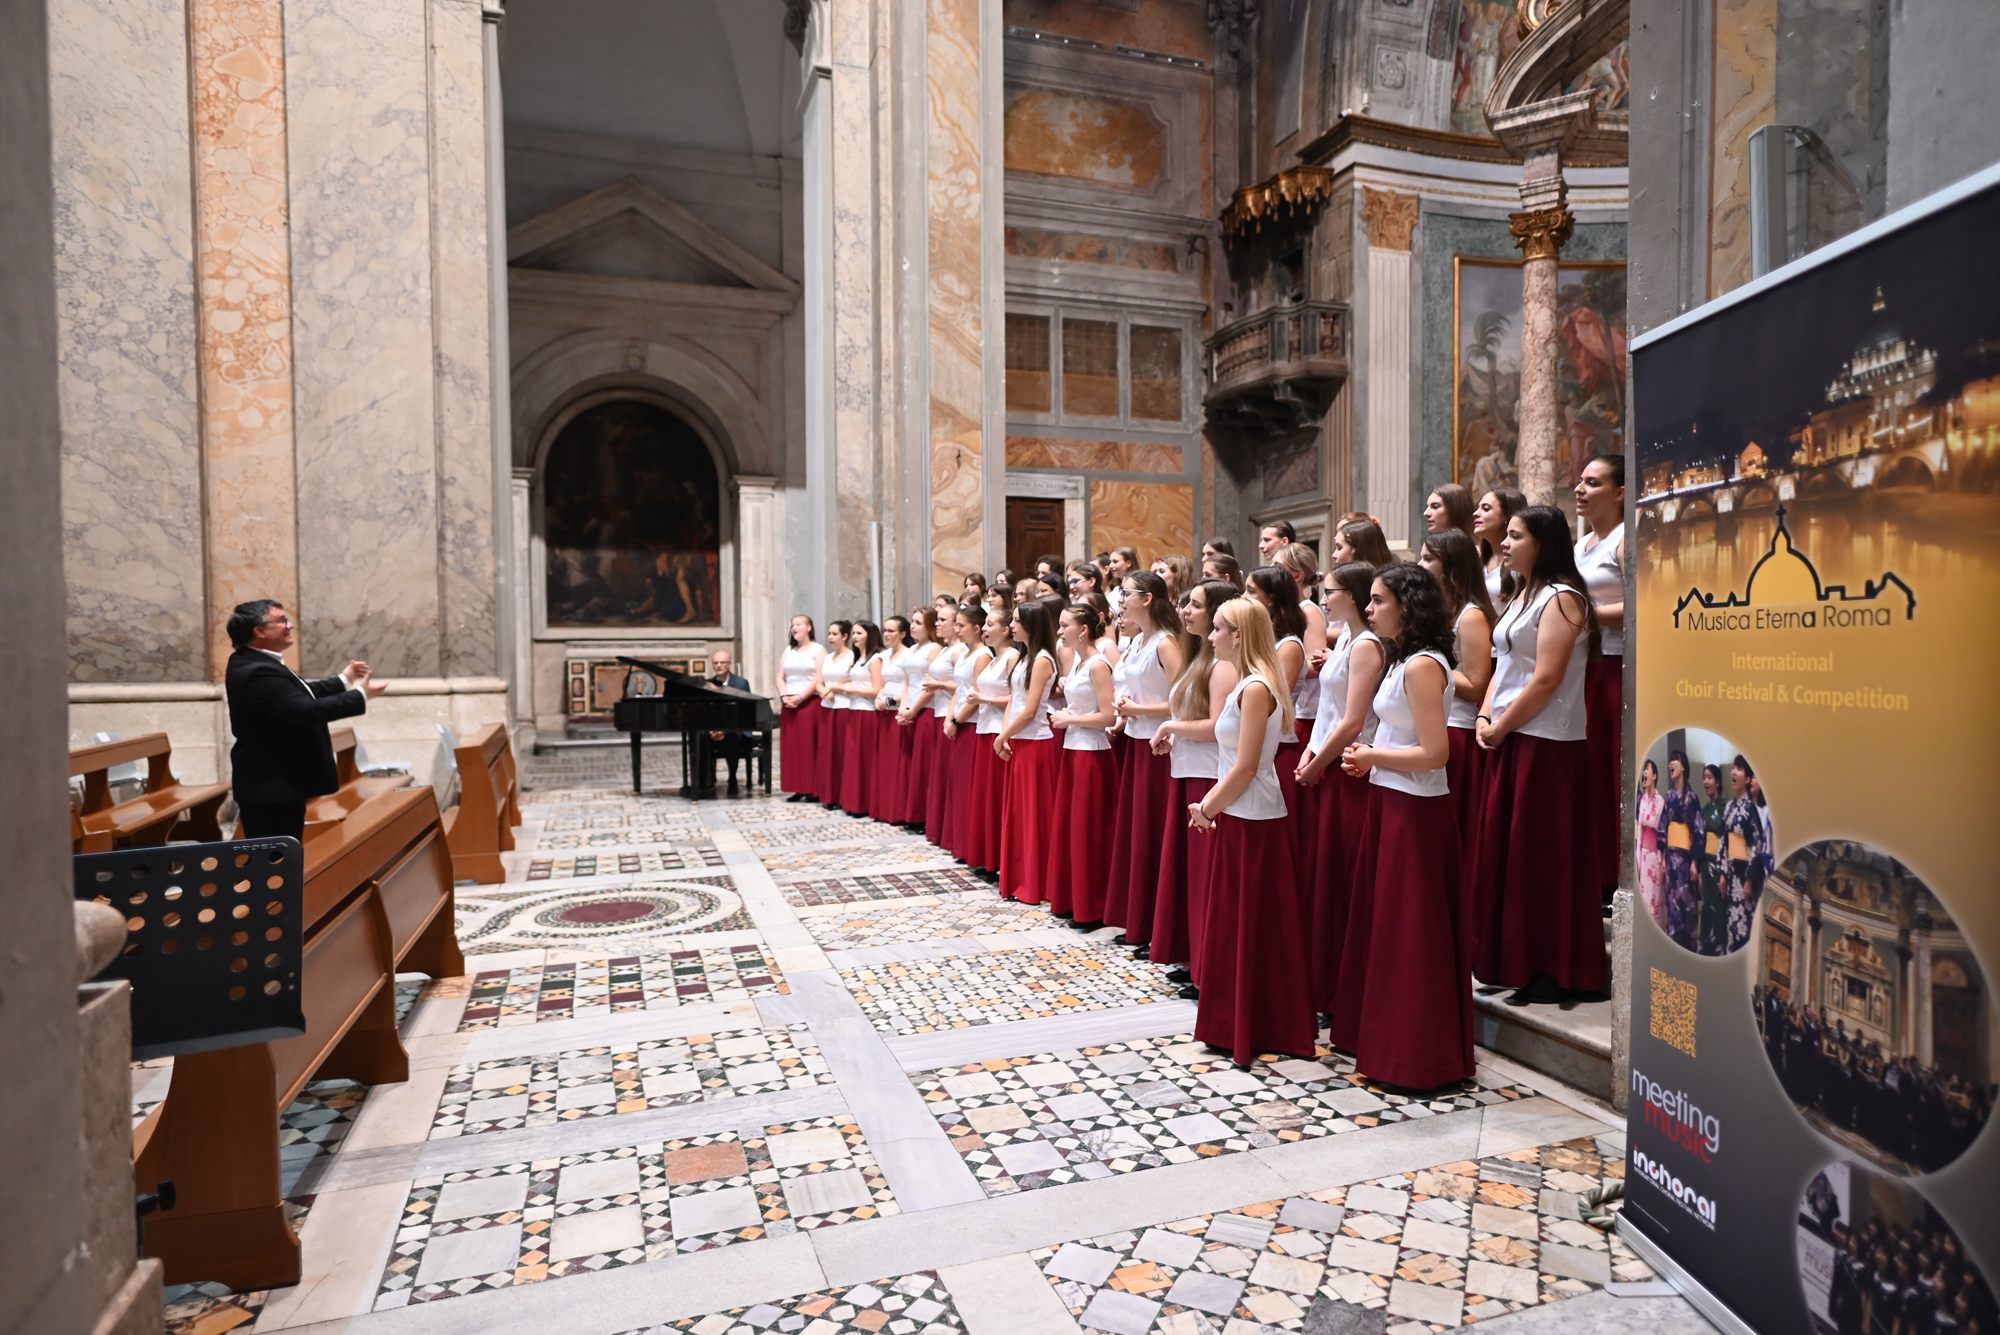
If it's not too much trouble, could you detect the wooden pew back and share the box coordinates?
[71,733,228,850]
[443,722,518,883]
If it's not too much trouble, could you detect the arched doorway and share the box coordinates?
[540,399,724,630]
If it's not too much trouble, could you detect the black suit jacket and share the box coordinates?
[225,648,367,802]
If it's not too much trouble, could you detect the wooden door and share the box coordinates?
[1005,498,1064,578]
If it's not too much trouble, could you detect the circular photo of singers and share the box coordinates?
[1751,839,1993,1176]
[1795,1159,1994,1335]
[1636,728,1771,956]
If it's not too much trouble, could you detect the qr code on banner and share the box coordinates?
[1650,967,1697,1057]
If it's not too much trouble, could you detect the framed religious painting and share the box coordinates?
[1452,257,1627,515]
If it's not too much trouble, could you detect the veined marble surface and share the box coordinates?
[50,0,207,681]
[926,0,987,593]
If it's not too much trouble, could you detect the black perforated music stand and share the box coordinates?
[74,838,307,1060]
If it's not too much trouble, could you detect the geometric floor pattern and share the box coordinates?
[151,742,1687,1335]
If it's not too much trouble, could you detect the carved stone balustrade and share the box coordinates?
[1202,300,1350,436]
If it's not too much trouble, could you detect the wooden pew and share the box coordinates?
[302,725,414,828]
[71,734,229,852]
[442,722,519,884]
[132,785,463,1289]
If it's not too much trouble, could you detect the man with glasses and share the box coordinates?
[223,599,387,841]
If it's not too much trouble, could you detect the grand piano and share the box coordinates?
[610,656,778,797]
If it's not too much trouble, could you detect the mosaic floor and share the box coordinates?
[148,744,1692,1335]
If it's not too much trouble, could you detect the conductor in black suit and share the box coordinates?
[701,648,754,794]
[224,599,388,841]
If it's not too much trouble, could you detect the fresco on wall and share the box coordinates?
[1453,259,1628,509]
[543,399,722,628]
[1004,86,1165,190]
[1450,0,1524,136]
[1566,40,1631,113]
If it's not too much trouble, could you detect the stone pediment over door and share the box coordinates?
[508,175,801,303]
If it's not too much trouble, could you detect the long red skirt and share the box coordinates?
[1333,787,1474,1089]
[999,737,1060,903]
[1584,656,1624,890]
[1274,738,1309,905]
[815,706,842,802]
[838,711,871,815]
[1046,747,1118,920]
[1310,767,1372,1015]
[1445,726,1487,871]
[869,709,906,821]
[1104,741,1173,940]
[1193,813,1317,1064]
[1151,775,1213,976]
[907,712,943,831]
[964,734,1005,871]
[939,724,976,856]
[1473,733,1606,992]
[780,696,821,794]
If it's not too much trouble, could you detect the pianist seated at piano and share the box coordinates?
[702,649,756,793]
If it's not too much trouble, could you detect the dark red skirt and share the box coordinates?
[1585,656,1624,890]
[815,704,842,802]
[781,696,821,794]
[1274,738,1309,903]
[1047,746,1118,920]
[939,724,977,856]
[1193,813,1317,1064]
[999,737,1060,903]
[907,712,943,830]
[1309,766,1373,1014]
[1151,774,1213,975]
[1104,740,1173,940]
[1445,725,1487,870]
[1474,732,1607,992]
[964,732,1005,871]
[870,709,908,821]
[838,710,871,815]
[1332,786,1474,1089]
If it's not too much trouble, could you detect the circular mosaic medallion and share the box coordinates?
[458,877,748,947]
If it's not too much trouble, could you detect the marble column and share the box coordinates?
[797,2,835,628]
[1509,155,1574,508]
[510,468,534,732]
[191,0,301,675]
[49,0,205,681]
[735,477,780,693]
[925,0,986,594]
[485,3,518,722]
[1360,187,1418,545]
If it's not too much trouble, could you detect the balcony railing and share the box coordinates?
[1202,300,1350,432]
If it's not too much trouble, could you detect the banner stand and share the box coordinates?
[1616,1222,1761,1335]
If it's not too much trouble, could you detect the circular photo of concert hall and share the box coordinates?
[1635,728,1771,956]
[1751,840,1993,1176]
[1794,1158,1994,1335]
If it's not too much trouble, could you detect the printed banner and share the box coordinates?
[1627,176,1998,1332]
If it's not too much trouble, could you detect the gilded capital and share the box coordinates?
[1360,187,1420,252]
[1509,204,1574,262]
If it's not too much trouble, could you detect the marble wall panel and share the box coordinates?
[1709,0,1777,299]
[829,3,877,605]
[1003,87,1165,189]
[1003,226,1179,272]
[1005,437,1184,473]
[428,0,496,677]
[1089,480,1194,565]
[286,0,441,676]
[928,0,986,593]
[50,0,207,680]
[191,0,301,675]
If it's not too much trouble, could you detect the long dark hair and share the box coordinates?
[1010,599,1060,685]
[1203,552,1242,587]
[1247,566,1307,642]
[1337,517,1395,566]
[1666,748,1691,792]
[1169,579,1239,720]
[828,619,854,661]
[1373,563,1457,668]
[1639,757,1660,803]
[955,602,987,631]
[1421,528,1499,632]
[1478,485,1527,563]
[849,620,885,660]
[1430,482,1476,536]
[1500,504,1599,659]
[1325,561,1375,624]
[1121,569,1183,639]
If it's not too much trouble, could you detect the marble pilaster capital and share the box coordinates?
[1509,204,1574,262]
[1360,187,1420,252]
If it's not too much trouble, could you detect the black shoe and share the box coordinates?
[1166,968,1191,985]
[1504,974,1562,1007]
[1177,984,1200,999]
[1131,944,1151,961]
[1051,909,1074,920]
[1071,920,1103,933]
[1111,934,1129,945]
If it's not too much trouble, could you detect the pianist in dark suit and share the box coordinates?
[223,599,387,841]
[703,649,755,792]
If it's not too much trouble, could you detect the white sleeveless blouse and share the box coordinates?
[923,644,960,717]
[1113,631,1171,740]
[1060,654,1111,752]
[951,647,984,722]
[1214,673,1286,820]
[1007,650,1057,742]
[974,649,1016,734]
[1307,627,1380,752]
[780,644,823,697]
[1293,602,1321,720]
[1575,523,1625,657]
[821,652,855,710]
[1370,650,1453,798]
[1448,605,1485,730]
[1491,583,1589,741]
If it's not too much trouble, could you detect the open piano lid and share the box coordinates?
[614,656,766,702]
